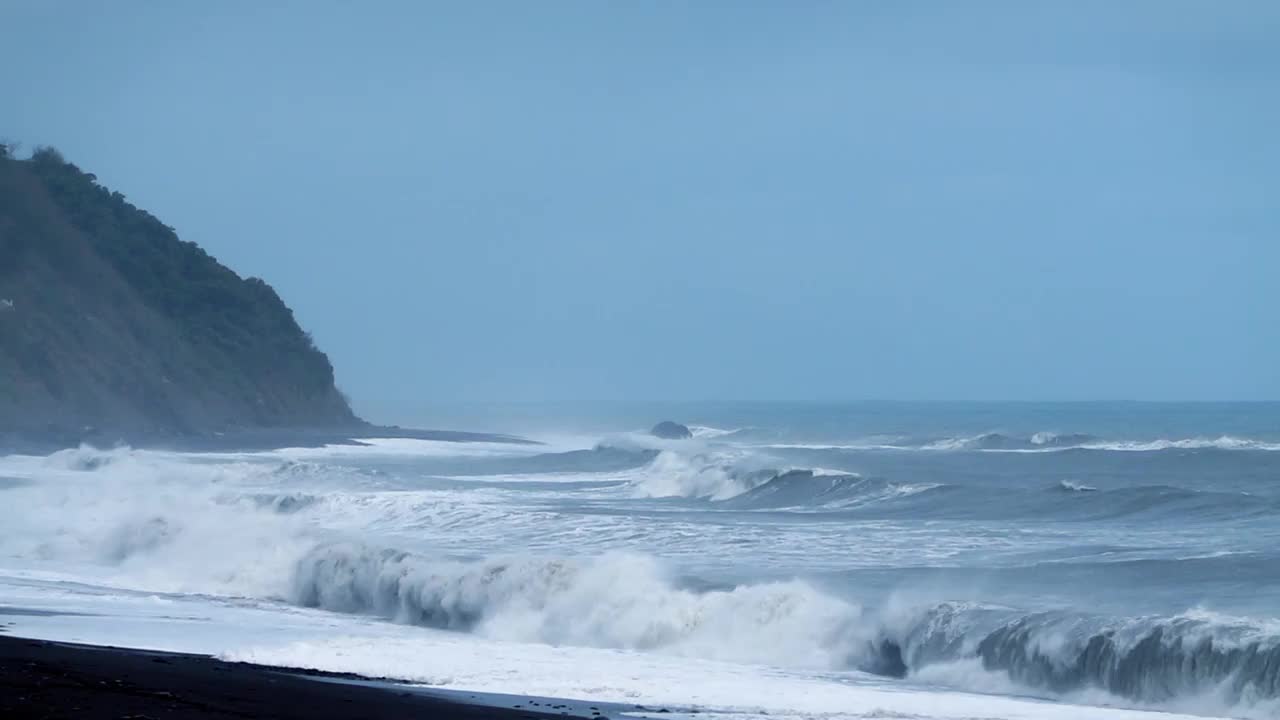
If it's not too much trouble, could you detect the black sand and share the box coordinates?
[0,635,599,719]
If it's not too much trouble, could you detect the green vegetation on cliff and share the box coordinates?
[0,142,360,437]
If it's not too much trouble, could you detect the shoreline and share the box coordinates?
[0,634,611,719]
[0,424,539,455]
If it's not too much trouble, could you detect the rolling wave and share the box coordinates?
[19,443,1278,525]
[1081,436,1280,453]
[688,425,751,439]
[766,433,1280,453]
[287,541,1280,711]
[721,470,938,511]
[835,482,1280,522]
[619,447,928,508]
[4,443,1280,716]
[923,432,1101,451]
[879,604,1280,709]
[241,492,322,513]
[289,544,867,667]
[613,443,1280,520]
[623,448,780,500]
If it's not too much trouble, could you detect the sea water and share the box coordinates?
[2,402,1278,720]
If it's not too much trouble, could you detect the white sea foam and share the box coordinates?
[763,433,1280,454]
[1079,436,1280,452]
[810,467,855,477]
[3,434,1280,719]
[0,578,1238,720]
[624,448,775,500]
[291,544,875,668]
[762,443,907,451]
[225,632,1216,720]
[247,437,555,460]
[689,425,747,439]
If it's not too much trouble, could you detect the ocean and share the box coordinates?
[2,402,1278,719]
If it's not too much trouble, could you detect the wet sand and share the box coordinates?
[0,635,600,719]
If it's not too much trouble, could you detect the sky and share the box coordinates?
[2,1,1278,419]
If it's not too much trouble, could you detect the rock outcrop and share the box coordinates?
[650,421,693,440]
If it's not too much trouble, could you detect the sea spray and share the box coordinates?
[289,543,875,668]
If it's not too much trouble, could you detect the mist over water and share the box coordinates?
[2,402,1279,719]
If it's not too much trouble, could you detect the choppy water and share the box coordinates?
[2,402,1278,720]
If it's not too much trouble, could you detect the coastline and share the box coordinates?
[0,424,538,456]
[0,634,608,720]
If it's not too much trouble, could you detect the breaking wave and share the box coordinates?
[290,543,870,667]
[1081,436,1280,453]
[241,492,323,514]
[879,605,1280,713]
[41,444,145,471]
[688,425,750,439]
[614,444,1279,520]
[7,425,1280,719]
[618,447,926,509]
[722,470,938,511]
[769,433,1280,453]
[286,541,1280,713]
[623,448,783,500]
[922,432,1280,453]
[923,432,1100,451]
[975,611,1280,704]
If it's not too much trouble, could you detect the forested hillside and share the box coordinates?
[0,143,360,440]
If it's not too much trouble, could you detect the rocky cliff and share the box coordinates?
[0,144,361,441]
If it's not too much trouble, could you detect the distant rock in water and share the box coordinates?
[651,421,693,440]
[0,144,362,440]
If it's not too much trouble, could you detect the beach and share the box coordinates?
[0,634,603,720]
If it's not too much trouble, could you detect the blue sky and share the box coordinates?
[3,1,1277,418]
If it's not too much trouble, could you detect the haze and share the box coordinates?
[4,1,1277,419]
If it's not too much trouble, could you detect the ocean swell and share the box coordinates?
[771,433,1280,453]
[722,470,937,511]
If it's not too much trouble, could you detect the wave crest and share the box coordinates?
[774,433,1280,453]
[974,612,1280,703]
[866,604,1280,709]
[289,543,1280,710]
[290,543,871,667]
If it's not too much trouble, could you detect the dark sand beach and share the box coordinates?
[0,635,600,719]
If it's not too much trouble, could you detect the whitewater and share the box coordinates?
[3,402,1279,720]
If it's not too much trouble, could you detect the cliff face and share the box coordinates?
[0,145,360,438]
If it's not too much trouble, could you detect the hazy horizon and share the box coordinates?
[4,1,1276,418]
[5,7,1280,714]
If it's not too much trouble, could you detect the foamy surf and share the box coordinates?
[4,404,1280,718]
